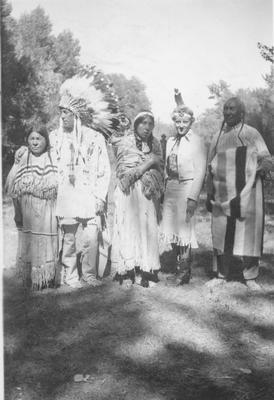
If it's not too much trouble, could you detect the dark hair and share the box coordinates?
[133,112,155,133]
[25,124,50,152]
[133,112,154,152]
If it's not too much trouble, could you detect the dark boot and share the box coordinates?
[179,268,191,285]
[140,270,159,287]
[176,253,192,285]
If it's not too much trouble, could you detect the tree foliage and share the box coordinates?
[195,73,274,154]
[1,0,31,143]
[258,42,274,64]
[107,73,151,120]
[2,3,81,145]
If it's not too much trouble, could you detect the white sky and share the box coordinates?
[10,0,273,123]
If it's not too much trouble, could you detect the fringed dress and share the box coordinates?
[111,134,164,275]
[6,151,58,289]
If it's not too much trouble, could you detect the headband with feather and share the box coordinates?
[171,88,194,121]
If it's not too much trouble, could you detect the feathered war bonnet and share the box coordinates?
[171,89,195,123]
[57,67,120,186]
[59,66,120,139]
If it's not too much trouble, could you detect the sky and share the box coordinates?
[10,0,274,123]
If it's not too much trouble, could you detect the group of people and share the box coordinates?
[6,72,274,291]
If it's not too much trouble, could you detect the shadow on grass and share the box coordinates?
[4,252,274,400]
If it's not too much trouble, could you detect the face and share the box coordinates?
[60,108,75,132]
[223,99,242,127]
[174,114,192,136]
[28,132,47,156]
[136,116,154,141]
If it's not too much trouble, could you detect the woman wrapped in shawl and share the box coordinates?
[111,111,165,287]
[6,125,58,290]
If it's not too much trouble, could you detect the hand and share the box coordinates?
[95,199,105,215]
[257,158,274,178]
[134,166,144,180]
[185,198,197,222]
[15,146,27,164]
[210,200,224,217]
[149,153,161,167]
[118,173,134,194]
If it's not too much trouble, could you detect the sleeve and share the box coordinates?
[5,163,18,196]
[249,129,270,157]
[187,135,207,202]
[252,130,274,174]
[205,131,221,211]
[207,132,219,163]
[109,135,124,158]
[242,128,274,176]
[5,151,28,196]
[94,135,111,202]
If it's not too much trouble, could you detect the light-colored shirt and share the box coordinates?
[165,130,207,201]
[49,126,111,219]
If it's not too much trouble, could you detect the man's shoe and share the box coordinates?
[66,280,83,289]
[82,277,103,287]
[246,280,263,292]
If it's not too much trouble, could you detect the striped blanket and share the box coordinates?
[209,146,263,257]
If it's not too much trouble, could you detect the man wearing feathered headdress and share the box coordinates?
[50,71,120,288]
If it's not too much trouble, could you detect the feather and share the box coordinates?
[59,69,120,138]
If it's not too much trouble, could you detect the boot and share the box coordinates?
[179,268,191,285]
[176,255,192,285]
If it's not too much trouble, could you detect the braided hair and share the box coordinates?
[133,111,154,153]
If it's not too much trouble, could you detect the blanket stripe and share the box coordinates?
[230,146,246,218]
[211,146,263,257]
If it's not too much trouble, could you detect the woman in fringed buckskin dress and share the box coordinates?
[6,125,58,290]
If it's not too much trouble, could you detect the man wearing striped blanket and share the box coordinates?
[207,97,273,288]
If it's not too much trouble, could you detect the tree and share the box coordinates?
[14,6,53,65]
[2,5,82,144]
[194,80,233,147]
[258,42,274,63]
[1,0,32,144]
[107,73,151,120]
[257,42,274,153]
[195,74,274,154]
[52,31,81,78]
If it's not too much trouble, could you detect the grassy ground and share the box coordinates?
[3,194,274,400]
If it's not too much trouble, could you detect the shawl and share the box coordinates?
[6,151,58,200]
[112,134,165,201]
